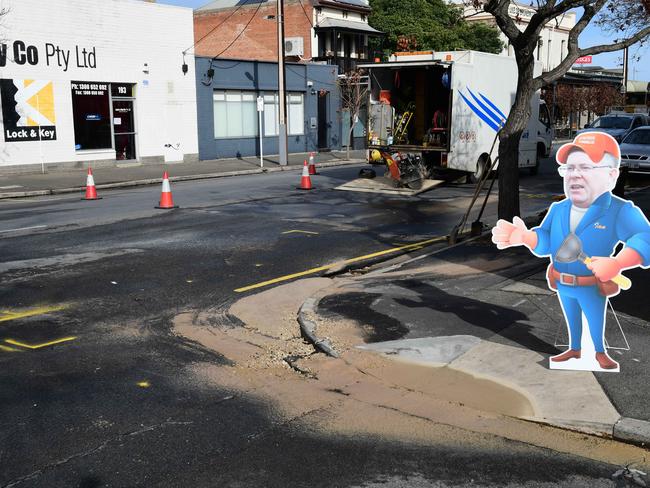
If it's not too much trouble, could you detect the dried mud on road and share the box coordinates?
[173,277,650,472]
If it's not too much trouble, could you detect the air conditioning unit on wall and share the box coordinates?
[285,37,304,56]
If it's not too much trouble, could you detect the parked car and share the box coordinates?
[620,127,650,173]
[578,113,650,142]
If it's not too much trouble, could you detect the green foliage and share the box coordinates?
[369,0,503,54]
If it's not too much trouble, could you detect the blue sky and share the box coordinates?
[158,0,649,81]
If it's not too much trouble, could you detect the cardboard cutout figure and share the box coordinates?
[492,132,650,372]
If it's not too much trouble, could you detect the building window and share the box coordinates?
[71,81,112,150]
[537,37,542,61]
[213,90,258,138]
[561,40,566,59]
[342,11,348,19]
[262,92,304,136]
[361,14,366,21]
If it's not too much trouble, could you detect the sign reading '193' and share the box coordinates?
[0,40,97,72]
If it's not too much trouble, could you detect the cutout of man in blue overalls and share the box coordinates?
[492,132,650,371]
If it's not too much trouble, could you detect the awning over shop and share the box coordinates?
[315,18,382,36]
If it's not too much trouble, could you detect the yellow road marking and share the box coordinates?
[0,344,20,352]
[137,381,151,388]
[0,305,68,323]
[282,230,320,235]
[235,235,447,293]
[5,336,77,349]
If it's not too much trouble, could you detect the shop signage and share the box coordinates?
[1,79,57,142]
[0,40,97,72]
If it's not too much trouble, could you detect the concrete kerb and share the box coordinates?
[0,159,366,200]
[296,224,650,447]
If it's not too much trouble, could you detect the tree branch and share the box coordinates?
[483,0,522,43]
[578,26,650,56]
[534,24,650,88]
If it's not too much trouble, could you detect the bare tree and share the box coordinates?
[471,0,650,219]
[338,69,369,160]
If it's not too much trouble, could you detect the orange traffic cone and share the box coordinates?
[308,152,318,175]
[155,171,178,209]
[297,160,313,190]
[83,167,101,200]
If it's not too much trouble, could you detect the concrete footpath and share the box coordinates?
[0,150,366,199]
[299,188,650,447]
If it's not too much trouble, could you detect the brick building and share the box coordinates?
[193,0,381,73]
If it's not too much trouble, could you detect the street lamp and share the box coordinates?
[277,0,288,166]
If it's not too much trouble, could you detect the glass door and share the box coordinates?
[112,99,136,160]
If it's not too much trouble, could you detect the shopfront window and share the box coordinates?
[262,92,304,136]
[213,90,257,138]
[71,81,111,150]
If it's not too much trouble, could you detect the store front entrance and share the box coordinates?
[112,99,136,160]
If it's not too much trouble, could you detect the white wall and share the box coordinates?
[462,4,576,73]
[0,0,198,167]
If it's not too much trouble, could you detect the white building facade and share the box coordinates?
[463,2,576,73]
[0,0,198,172]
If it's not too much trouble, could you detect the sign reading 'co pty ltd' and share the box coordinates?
[0,40,98,72]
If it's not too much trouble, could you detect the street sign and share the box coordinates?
[575,56,592,64]
[257,96,264,112]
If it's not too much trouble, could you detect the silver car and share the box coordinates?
[620,127,650,173]
[579,113,650,142]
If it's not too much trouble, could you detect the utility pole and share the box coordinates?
[622,46,629,99]
[277,0,288,166]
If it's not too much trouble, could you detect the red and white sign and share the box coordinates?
[575,56,593,64]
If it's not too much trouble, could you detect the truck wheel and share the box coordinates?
[468,155,489,184]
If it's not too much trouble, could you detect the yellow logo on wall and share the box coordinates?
[1,79,57,142]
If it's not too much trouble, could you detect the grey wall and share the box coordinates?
[195,57,341,160]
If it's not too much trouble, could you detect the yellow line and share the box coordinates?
[0,344,20,352]
[282,230,320,235]
[234,235,447,293]
[5,336,77,350]
[0,305,68,323]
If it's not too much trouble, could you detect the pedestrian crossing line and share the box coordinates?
[4,336,77,350]
[234,235,447,293]
[0,305,68,323]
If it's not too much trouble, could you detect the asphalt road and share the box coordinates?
[0,161,639,487]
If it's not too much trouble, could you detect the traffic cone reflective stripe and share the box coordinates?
[156,171,178,209]
[308,152,318,175]
[297,160,313,190]
[83,167,101,200]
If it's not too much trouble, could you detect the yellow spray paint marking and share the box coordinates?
[282,230,319,235]
[235,235,447,293]
[136,381,151,388]
[0,305,68,323]
[5,336,77,350]
[0,344,20,352]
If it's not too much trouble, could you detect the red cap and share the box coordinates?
[556,132,620,165]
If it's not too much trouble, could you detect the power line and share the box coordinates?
[212,0,265,59]
[297,0,314,28]
[182,0,253,55]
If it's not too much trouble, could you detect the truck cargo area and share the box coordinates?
[367,61,451,153]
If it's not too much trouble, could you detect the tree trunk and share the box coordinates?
[497,51,536,220]
[346,119,354,160]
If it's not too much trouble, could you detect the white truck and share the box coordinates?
[360,50,553,182]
